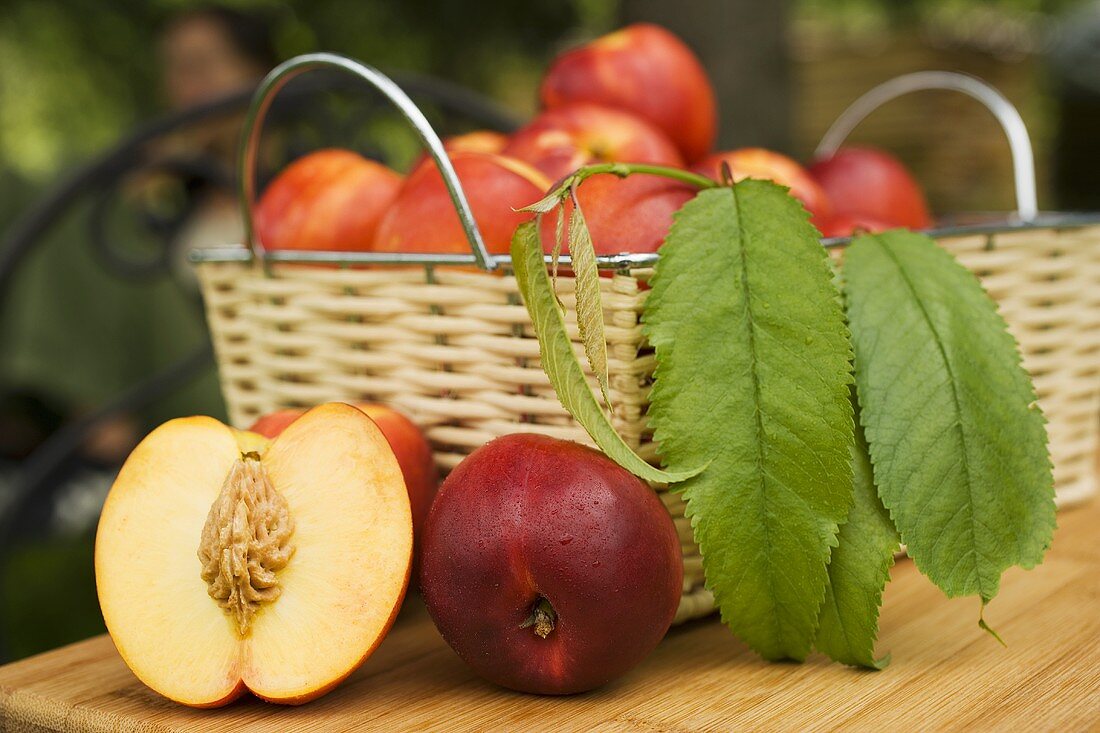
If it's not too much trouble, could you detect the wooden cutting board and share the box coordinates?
[2,499,1099,732]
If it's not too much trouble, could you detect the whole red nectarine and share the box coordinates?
[374,151,551,255]
[419,434,682,695]
[504,103,684,181]
[693,148,832,223]
[815,213,896,238]
[539,173,695,256]
[540,24,717,163]
[808,146,932,230]
[255,149,403,251]
[443,130,510,155]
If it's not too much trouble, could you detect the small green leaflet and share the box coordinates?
[816,399,900,669]
[844,230,1055,604]
[566,192,612,408]
[643,181,854,661]
[510,221,701,484]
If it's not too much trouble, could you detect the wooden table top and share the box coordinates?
[2,498,1098,732]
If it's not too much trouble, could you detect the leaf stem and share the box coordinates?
[520,162,718,214]
[568,162,719,191]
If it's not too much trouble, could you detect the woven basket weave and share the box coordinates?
[196,223,1100,624]
[196,56,1100,624]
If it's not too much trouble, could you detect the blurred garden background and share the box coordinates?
[2,0,1099,662]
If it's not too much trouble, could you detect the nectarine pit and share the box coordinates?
[520,597,558,639]
[197,452,296,636]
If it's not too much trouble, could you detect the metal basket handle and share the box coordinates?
[814,71,1038,223]
[237,52,497,270]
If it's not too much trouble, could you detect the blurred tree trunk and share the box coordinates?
[620,0,791,153]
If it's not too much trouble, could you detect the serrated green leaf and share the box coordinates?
[511,221,701,484]
[816,402,899,669]
[644,181,855,661]
[843,230,1055,603]
[568,192,612,409]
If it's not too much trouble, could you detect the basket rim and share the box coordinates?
[190,211,1100,271]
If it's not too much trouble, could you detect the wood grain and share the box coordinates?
[2,500,1099,732]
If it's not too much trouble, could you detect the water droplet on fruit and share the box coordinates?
[592,560,601,567]
[559,535,573,545]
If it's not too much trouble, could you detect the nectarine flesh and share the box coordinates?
[249,403,439,571]
[95,403,412,706]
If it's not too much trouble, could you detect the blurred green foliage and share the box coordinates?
[0,0,617,186]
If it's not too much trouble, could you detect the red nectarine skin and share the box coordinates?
[255,149,403,251]
[248,409,302,440]
[816,213,896,238]
[540,24,717,163]
[808,146,932,230]
[540,173,695,256]
[374,151,551,255]
[419,434,683,695]
[357,404,440,570]
[692,148,833,222]
[504,103,684,181]
[444,130,510,156]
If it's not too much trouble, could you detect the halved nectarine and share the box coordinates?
[95,403,412,707]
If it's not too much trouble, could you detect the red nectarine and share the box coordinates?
[539,173,695,255]
[541,24,717,163]
[255,149,403,251]
[504,103,684,181]
[419,434,682,695]
[808,146,932,230]
[693,148,832,223]
[374,151,551,255]
[443,130,510,155]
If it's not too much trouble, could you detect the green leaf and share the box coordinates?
[644,181,855,661]
[816,402,899,669]
[843,230,1055,603]
[510,221,701,484]
[567,191,612,409]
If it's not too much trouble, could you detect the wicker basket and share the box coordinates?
[194,56,1100,624]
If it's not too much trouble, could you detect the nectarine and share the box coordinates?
[419,434,682,695]
[693,148,832,223]
[443,130,510,155]
[815,213,896,238]
[539,173,695,255]
[255,149,403,251]
[374,151,551,255]
[541,24,717,163]
[504,103,684,181]
[95,404,412,706]
[808,146,932,230]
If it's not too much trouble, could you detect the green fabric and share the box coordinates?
[1,531,104,661]
[0,206,226,429]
